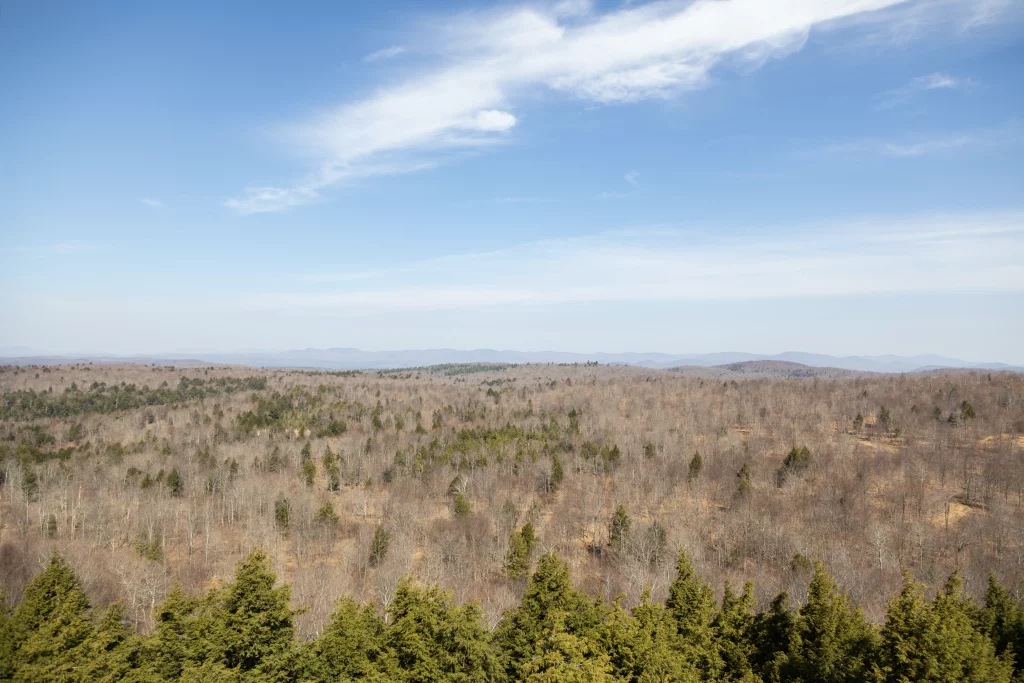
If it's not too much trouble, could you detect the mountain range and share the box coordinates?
[1,348,1020,373]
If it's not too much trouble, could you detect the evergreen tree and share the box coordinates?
[520,612,614,682]
[877,574,939,683]
[384,579,497,682]
[202,549,297,679]
[788,561,876,683]
[303,596,392,682]
[142,584,198,680]
[0,594,16,681]
[980,573,1023,672]
[929,571,1012,683]
[664,549,721,678]
[750,592,795,683]
[79,602,140,681]
[688,452,703,482]
[601,588,695,682]
[9,555,95,682]
[494,554,604,681]
[714,581,759,682]
[608,504,632,552]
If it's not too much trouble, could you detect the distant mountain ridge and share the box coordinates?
[1,348,1020,373]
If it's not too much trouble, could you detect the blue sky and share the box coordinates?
[2,0,1023,361]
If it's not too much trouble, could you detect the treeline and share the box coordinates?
[0,376,267,420]
[2,549,1022,683]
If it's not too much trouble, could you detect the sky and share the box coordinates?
[2,0,1024,362]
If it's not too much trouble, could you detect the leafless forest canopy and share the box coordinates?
[2,362,1023,637]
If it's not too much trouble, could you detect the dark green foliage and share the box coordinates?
[736,463,752,496]
[980,573,1024,667]
[714,581,758,682]
[384,579,498,682]
[549,455,565,492]
[505,523,539,579]
[274,497,291,530]
[302,596,391,682]
[20,464,38,501]
[1,376,266,421]
[452,492,471,517]
[4,548,1023,683]
[776,445,812,486]
[494,553,605,681]
[643,441,656,459]
[370,525,391,567]
[166,468,183,497]
[878,406,893,431]
[315,501,338,527]
[688,451,703,481]
[608,504,632,551]
[853,413,864,430]
[787,561,877,683]
[665,549,721,678]
[214,549,297,675]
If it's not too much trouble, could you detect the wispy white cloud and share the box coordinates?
[364,45,407,62]
[139,197,166,208]
[245,212,1024,310]
[874,72,972,110]
[821,123,1019,157]
[228,0,1001,214]
[624,170,639,186]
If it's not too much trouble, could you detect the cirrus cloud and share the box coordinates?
[226,0,1012,215]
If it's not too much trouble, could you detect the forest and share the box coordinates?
[1,362,1023,681]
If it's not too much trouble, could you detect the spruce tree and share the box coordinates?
[494,554,604,681]
[788,561,876,683]
[520,612,614,682]
[10,555,95,682]
[204,549,297,678]
[303,596,392,682]
[143,584,198,680]
[929,571,1012,683]
[384,579,497,682]
[714,581,759,682]
[751,592,795,683]
[601,588,694,682]
[608,504,631,552]
[664,549,721,678]
[980,573,1023,672]
[0,594,15,681]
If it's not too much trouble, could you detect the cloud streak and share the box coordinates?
[874,72,971,110]
[227,0,993,214]
[246,212,1024,310]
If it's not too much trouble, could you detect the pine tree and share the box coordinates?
[714,581,759,682]
[143,584,198,680]
[980,573,1023,672]
[929,571,1012,683]
[303,596,392,682]
[10,555,95,682]
[665,549,721,678]
[688,452,703,482]
[384,579,497,682]
[877,573,938,683]
[79,602,140,681]
[204,549,297,678]
[494,554,604,681]
[751,592,795,683]
[601,588,694,682]
[520,612,614,682]
[0,594,15,681]
[788,561,876,683]
[608,504,631,552]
